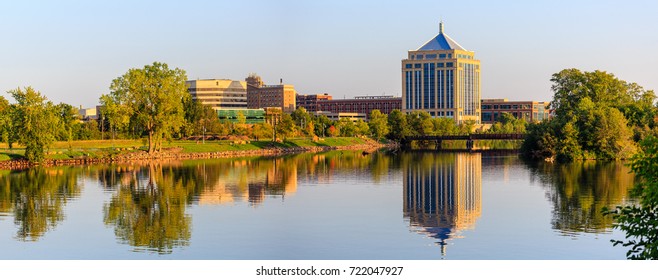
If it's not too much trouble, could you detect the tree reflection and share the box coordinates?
[527,160,635,234]
[102,162,200,254]
[0,167,81,241]
[96,150,390,253]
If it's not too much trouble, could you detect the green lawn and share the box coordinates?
[0,137,373,161]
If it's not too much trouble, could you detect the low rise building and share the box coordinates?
[296,93,332,112]
[78,107,98,121]
[480,98,551,124]
[186,79,247,110]
[314,111,367,122]
[316,95,401,119]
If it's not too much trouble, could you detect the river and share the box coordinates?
[0,150,635,259]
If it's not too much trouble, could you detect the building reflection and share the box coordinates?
[196,157,298,206]
[403,153,482,255]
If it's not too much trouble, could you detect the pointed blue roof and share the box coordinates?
[417,22,466,51]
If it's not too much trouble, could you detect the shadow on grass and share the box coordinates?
[0,152,25,161]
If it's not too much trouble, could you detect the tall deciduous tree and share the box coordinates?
[0,97,13,145]
[525,69,647,161]
[276,113,296,140]
[387,109,408,141]
[368,110,389,141]
[291,107,314,136]
[54,103,79,149]
[9,87,58,163]
[99,93,131,141]
[107,62,187,153]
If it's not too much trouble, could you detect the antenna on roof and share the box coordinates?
[439,20,444,34]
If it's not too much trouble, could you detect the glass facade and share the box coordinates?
[405,72,412,110]
[401,25,480,123]
[438,70,444,109]
[423,63,435,109]
[414,71,421,109]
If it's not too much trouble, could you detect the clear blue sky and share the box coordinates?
[1,0,657,108]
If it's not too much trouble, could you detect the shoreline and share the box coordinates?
[0,141,397,170]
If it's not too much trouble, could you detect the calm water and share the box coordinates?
[0,151,636,259]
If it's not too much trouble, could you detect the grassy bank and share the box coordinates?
[0,137,372,162]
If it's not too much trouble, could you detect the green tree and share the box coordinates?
[457,120,476,134]
[524,69,647,161]
[54,103,79,149]
[605,136,658,259]
[313,115,333,137]
[521,120,557,160]
[338,118,356,137]
[368,110,389,140]
[99,93,131,141]
[431,117,458,135]
[8,87,59,163]
[251,122,273,140]
[406,111,433,136]
[77,119,102,140]
[276,113,296,140]
[107,62,187,153]
[556,119,581,162]
[0,97,13,145]
[387,109,409,141]
[489,112,527,134]
[354,119,370,137]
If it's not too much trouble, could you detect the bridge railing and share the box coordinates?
[404,133,526,141]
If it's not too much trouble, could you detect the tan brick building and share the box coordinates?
[246,74,297,113]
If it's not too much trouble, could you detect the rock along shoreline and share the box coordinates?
[0,142,398,170]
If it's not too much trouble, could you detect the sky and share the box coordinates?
[1,0,657,108]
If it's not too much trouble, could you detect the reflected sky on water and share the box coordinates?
[0,151,635,259]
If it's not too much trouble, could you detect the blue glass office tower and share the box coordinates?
[402,22,481,124]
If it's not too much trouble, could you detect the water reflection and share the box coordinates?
[526,160,635,235]
[100,162,196,254]
[195,157,298,206]
[402,153,482,255]
[94,151,383,253]
[0,168,81,241]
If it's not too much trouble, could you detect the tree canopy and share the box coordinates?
[8,87,59,162]
[523,69,655,161]
[106,62,188,153]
